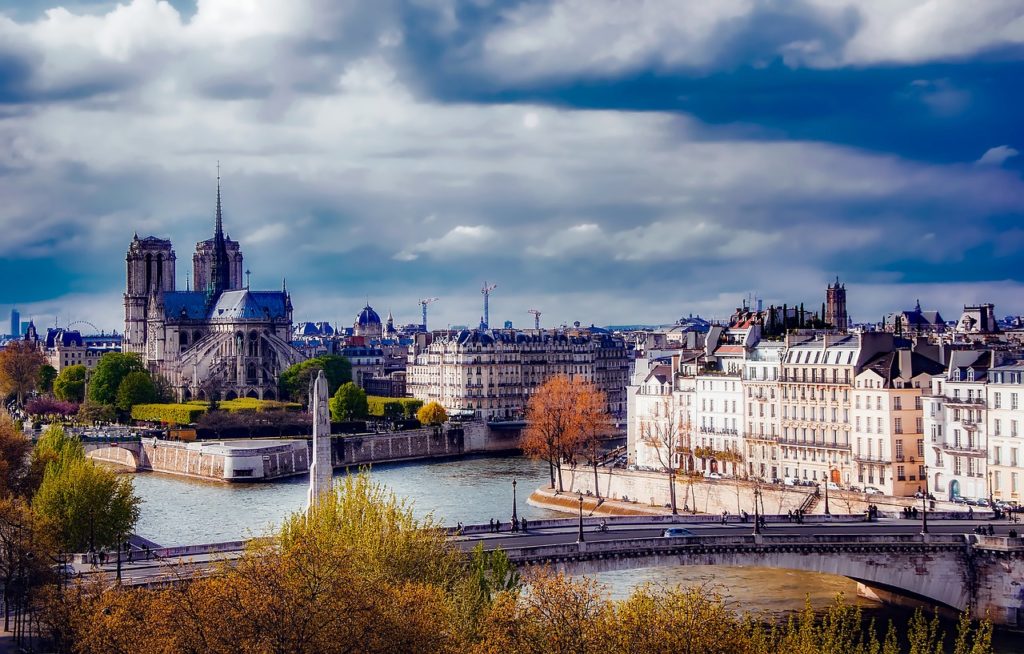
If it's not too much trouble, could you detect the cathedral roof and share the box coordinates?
[211,290,289,321]
[163,292,209,320]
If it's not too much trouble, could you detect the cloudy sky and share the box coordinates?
[1,0,1023,332]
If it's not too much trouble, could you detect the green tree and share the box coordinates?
[33,455,140,553]
[0,341,47,406]
[37,364,57,395]
[114,371,157,413]
[329,382,369,422]
[77,401,116,425]
[53,365,87,403]
[88,353,145,406]
[280,355,352,405]
[417,401,448,427]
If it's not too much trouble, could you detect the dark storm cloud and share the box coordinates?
[0,0,1022,331]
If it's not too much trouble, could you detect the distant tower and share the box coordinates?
[9,308,19,338]
[193,168,244,294]
[825,277,848,332]
[124,234,176,354]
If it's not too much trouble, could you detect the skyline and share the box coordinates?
[1,0,1023,330]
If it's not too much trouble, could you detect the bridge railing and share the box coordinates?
[497,533,970,562]
[448,512,873,535]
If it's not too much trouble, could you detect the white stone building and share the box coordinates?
[923,350,994,501]
[987,361,1024,503]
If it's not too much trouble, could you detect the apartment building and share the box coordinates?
[852,350,944,495]
[923,350,994,501]
[986,361,1024,502]
[743,342,783,480]
[406,328,632,421]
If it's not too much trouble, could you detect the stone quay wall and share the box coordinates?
[86,439,309,482]
[545,467,970,518]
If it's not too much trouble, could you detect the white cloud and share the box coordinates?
[977,145,1020,167]
[394,225,498,261]
[476,0,1024,81]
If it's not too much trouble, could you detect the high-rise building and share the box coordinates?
[9,309,19,338]
[825,278,848,332]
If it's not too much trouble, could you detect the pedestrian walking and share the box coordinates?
[489,518,494,533]
[521,517,527,532]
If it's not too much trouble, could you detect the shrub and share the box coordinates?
[367,396,423,419]
[24,397,79,417]
[131,404,207,425]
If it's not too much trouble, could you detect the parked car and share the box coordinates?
[705,472,723,480]
[975,498,991,507]
[662,527,695,538]
[951,496,968,504]
[826,481,841,491]
[863,486,883,495]
[783,477,798,486]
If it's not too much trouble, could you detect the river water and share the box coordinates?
[129,454,1023,651]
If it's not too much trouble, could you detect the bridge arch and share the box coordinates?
[84,443,142,471]
[507,538,972,615]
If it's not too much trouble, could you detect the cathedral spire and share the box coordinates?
[215,161,224,239]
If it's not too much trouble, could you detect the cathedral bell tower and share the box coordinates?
[124,234,176,355]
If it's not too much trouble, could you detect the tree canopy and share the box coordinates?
[417,401,448,427]
[37,364,57,395]
[114,371,157,412]
[31,427,139,552]
[53,365,87,403]
[0,341,47,405]
[522,375,608,492]
[280,355,352,404]
[330,382,368,422]
[87,353,145,406]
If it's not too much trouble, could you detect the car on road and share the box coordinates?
[705,472,723,480]
[951,496,968,505]
[826,481,841,491]
[863,486,883,495]
[662,527,695,538]
[975,498,991,507]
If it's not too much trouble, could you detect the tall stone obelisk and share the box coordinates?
[307,370,333,510]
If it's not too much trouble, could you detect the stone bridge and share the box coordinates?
[84,441,144,470]
[493,532,1024,628]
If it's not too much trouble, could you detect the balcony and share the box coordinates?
[941,443,987,457]
[854,454,893,464]
[945,396,986,407]
[777,437,851,450]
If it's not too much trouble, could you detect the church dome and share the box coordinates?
[356,305,381,327]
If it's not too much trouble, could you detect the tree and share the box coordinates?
[0,415,32,498]
[280,355,352,405]
[0,497,55,635]
[88,353,145,406]
[417,402,448,429]
[114,371,157,413]
[0,341,47,406]
[37,364,57,396]
[638,396,687,515]
[77,402,116,425]
[53,365,87,403]
[523,376,607,493]
[329,382,368,422]
[32,441,140,552]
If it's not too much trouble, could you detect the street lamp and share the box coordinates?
[753,486,761,535]
[511,479,518,524]
[577,492,585,543]
[921,464,929,535]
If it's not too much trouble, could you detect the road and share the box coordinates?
[74,516,1018,587]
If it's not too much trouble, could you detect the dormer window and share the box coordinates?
[967,369,975,382]
[952,369,961,382]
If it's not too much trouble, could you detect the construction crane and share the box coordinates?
[527,309,542,330]
[418,297,439,330]
[480,281,497,329]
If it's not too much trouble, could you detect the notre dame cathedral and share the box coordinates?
[123,176,303,401]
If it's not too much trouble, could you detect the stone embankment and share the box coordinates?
[534,466,973,518]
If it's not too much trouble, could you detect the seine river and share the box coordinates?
[129,454,1023,650]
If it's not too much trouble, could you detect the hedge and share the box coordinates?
[131,404,208,425]
[186,399,302,413]
[366,396,423,419]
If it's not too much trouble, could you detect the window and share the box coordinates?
[914,396,922,410]
[915,417,922,433]
[1014,421,1020,438]
[995,419,1002,436]
[1013,448,1019,467]
[894,397,902,410]
[994,447,1002,465]
[895,418,903,434]
[918,440,924,457]
[895,441,904,459]
[995,392,1002,409]
[897,465,905,481]
[1014,393,1020,410]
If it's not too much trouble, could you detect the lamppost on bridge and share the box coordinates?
[512,479,518,525]
[753,486,761,535]
[921,464,929,535]
[577,492,585,543]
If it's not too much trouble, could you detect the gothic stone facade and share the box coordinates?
[123,182,303,401]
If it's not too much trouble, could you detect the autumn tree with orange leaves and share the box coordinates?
[523,376,608,493]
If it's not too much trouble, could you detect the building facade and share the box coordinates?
[123,178,303,400]
[406,328,632,421]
